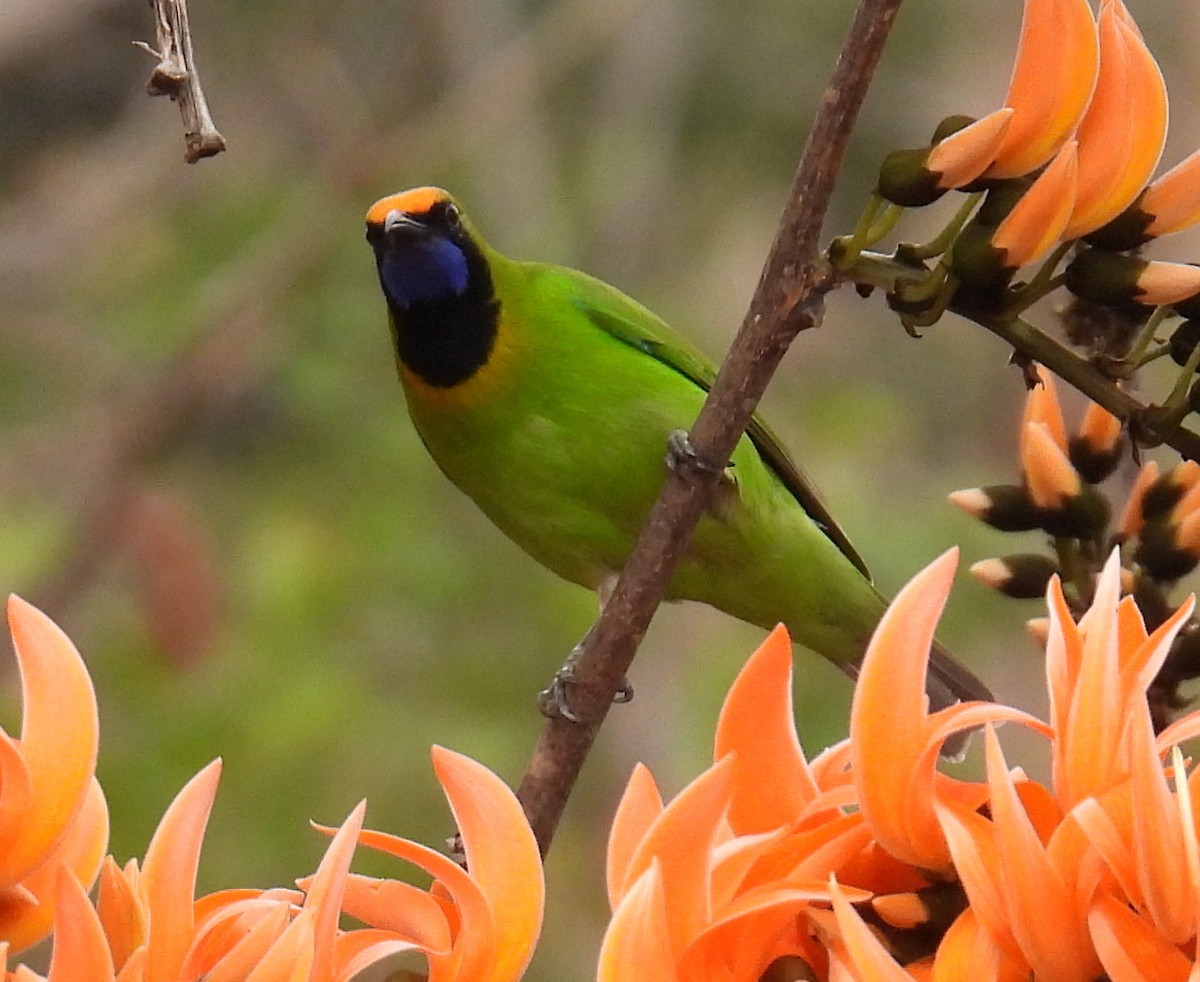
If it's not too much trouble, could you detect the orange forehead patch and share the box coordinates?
[365,186,450,225]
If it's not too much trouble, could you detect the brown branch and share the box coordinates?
[515,0,907,855]
[136,0,227,162]
[846,249,1200,461]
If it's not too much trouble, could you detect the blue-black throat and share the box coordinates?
[367,203,499,388]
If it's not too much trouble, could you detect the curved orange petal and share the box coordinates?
[606,764,663,908]
[987,0,1099,179]
[96,858,146,972]
[850,549,958,874]
[740,811,871,890]
[1134,262,1200,306]
[243,907,315,982]
[0,779,109,955]
[350,826,493,981]
[430,746,543,982]
[141,759,222,982]
[624,755,735,961]
[709,828,786,912]
[184,903,291,982]
[1117,462,1160,541]
[927,110,1014,189]
[1022,422,1081,508]
[1125,595,1194,712]
[828,876,911,981]
[1073,794,1141,910]
[932,909,1008,982]
[47,869,116,982]
[1020,367,1068,452]
[1062,2,1168,240]
[1060,551,1123,809]
[985,728,1098,980]
[336,874,452,953]
[935,800,1026,969]
[331,930,421,982]
[1127,711,1193,943]
[681,881,839,981]
[0,597,100,887]
[1144,148,1200,237]
[597,864,678,982]
[115,945,145,982]
[992,142,1079,267]
[1088,892,1194,982]
[302,801,365,982]
[714,624,819,835]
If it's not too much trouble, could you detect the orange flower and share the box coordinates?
[1142,148,1200,239]
[1060,0,1167,241]
[599,532,1200,977]
[990,141,1079,269]
[984,0,1098,180]
[850,550,1043,876]
[333,746,544,982]
[924,110,1014,191]
[0,596,109,955]
[23,747,542,982]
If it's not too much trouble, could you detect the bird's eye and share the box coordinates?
[443,203,461,228]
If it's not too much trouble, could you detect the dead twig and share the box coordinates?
[135,0,226,162]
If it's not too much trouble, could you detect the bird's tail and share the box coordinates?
[926,640,993,759]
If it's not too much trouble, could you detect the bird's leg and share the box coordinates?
[538,576,633,722]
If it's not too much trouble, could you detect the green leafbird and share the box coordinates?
[364,186,992,714]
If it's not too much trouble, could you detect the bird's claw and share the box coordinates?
[666,429,728,477]
[538,664,582,722]
[537,661,634,722]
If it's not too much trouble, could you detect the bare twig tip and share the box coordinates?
[139,0,227,163]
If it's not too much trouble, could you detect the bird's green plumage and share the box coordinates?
[366,187,990,706]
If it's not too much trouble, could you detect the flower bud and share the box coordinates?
[948,485,1043,531]
[1169,321,1200,369]
[1063,248,1148,308]
[970,554,1060,599]
[1068,404,1123,484]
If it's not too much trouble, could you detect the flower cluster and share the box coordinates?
[0,597,542,982]
[952,364,1200,725]
[838,0,1200,361]
[598,548,1200,978]
[12,533,1200,979]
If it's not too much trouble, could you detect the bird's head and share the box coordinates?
[365,187,485,311]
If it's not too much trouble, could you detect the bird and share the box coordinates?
[364,185,992,720]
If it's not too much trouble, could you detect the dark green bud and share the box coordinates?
[973,178,1031,227]
[1064,248,1149,308]
[1039,485,1110,540]
[949,222,1016,298]
[1175,294,1200,321]
[878,147,946,207]
[983,554,1060,599]
[1068,433,1123,485]
[930,114,977,144]
[956,484,1042,531]
[1170,320,1200,368]
[1084,189,1155,252]
[1141,473,1188,522]
[1134,519,1200,582]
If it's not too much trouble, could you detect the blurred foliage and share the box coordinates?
[1,0,1199,978]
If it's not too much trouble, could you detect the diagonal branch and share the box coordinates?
[515,0,908,855]
[136,0,227,162]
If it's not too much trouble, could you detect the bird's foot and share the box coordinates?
[538,649,634,723]
[665,428,729,477]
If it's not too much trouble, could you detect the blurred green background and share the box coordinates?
[2,0,1199,977]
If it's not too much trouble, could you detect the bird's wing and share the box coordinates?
[563,268,870,578]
